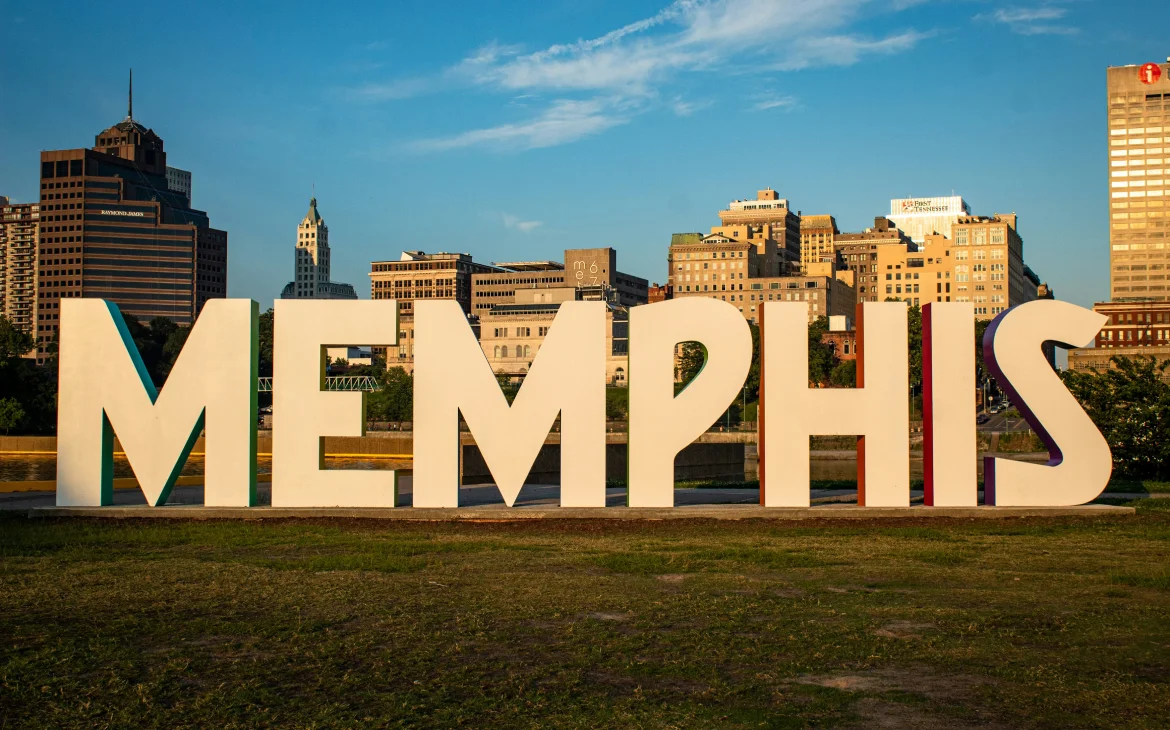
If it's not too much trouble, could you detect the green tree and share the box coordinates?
[605,387,628,420]
[258,308,275,378]
[1062,355,1170,480]
[829,359,856,388]
[807,316,838,386]
[366,367,414,422]
[119,313,190,387]
[744,323,760,401]
[0,315,54,434]
[0,396,25,435]
[158,325,190,382]
[0,317,34,360]
[676,342,706,389]
[906,304,922,390]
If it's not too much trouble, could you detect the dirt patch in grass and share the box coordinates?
[796,667,1007,728]
[871,621,937,639]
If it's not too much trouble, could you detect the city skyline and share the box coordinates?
[2,2,1169,309]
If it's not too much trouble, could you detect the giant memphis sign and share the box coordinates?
[56,298,1110,509]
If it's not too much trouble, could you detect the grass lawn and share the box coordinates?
[2,503,1170,729]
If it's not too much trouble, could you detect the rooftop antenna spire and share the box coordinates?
[127,68,133,121]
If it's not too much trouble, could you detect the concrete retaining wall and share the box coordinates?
[460,442,745,485]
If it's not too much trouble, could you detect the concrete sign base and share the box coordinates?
[33,504,1134,520]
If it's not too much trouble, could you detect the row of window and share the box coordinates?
[492,345,533,359]
[1110,147,1166,158]
[1100,329,1170,342]
[370,261,466,272]
[671,250,747,260]
[954,249,1004,261]
[1111,158,1166,167]
[1111,190,1169,199]
[953,229,1006,245]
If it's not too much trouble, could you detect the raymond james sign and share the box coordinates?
[55,298,1110,510]
[98,209,146,217]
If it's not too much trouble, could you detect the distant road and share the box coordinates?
[978,413,1031,432]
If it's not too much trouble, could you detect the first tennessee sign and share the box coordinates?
[56,298,1111,510]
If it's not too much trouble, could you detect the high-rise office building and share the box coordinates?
[1107,59,1170,300]
[166,166,191,207]
[0,197,40,340]
[35,76,227,360]
[1069,58,1170,376]
[280,197,357,300]
[887,196,971,244]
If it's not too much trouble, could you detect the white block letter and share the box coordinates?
[760,302,909,507]
[983,300,1111,506]
[57,299,258,507]
[413,300,606,508]
[922,302,977,506]
[272,300,398,507]
[627,298,752,508]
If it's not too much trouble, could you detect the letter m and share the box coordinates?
[413,299,606,508]
[56,299,258,507]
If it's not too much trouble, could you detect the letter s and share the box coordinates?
[983,300,1111,506]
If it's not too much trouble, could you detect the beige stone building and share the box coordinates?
[834,217,914,303]
[714,189,801,275]
[470,247,647,315]
[368,251,496,370]
[949,214,1038,317]
[738,275,855,324]
[668,191,853,324]
[280,198,357,300]
[470,260,565,315]
[831,213,1042,318]
[667,232,759,297]
[799,214,838,272]
[479,286,630,385]
[667,230,853,324]
[0,197,40,340]
[1107,60,1170,300]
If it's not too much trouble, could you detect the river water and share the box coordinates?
[0,455,407,483]
[0,454,1013,484]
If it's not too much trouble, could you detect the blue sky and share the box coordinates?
[1,0,1168,310]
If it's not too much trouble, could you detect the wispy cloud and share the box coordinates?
[342,77,434,102]
[769,30,933,70]
[671,97,712,116]
[752,95,798,111]
[410,98,629,152]
[976,6,1079,36]
[360,0,932,151]
[502,213,543,233]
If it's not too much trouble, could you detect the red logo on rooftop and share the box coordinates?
[1139,63,1162,85]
